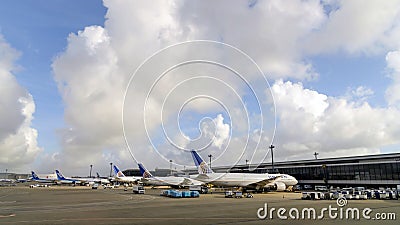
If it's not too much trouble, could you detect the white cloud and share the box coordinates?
[0,35,42,171]
[307,0,400,55]
[345,86,374,104]
[52,26,127,173]
[385,50,400,106]
[49,1,400,173]
[201,114,230,149]
[272,80,329,118]
[350,86,374,99]
[176,0,325,80]
[272,80,400,160]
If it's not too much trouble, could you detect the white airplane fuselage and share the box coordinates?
[114,176,140,183]
[142,176,188,186]
[194,173,297,188]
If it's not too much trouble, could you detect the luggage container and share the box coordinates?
[182,191,191,198]
[190,191,200,198]
[385,190,398,200]
[374,191,381,199]
[324,192,333,200]
[353,191,367,200]
[225,190,234,198]
[170,190,182,198]
[302,192,311,200]
[302,191,324,200]
[234,191,243,198]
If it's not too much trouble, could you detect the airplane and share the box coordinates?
[96,172,107,179]
[138,163,198,188]
[55,170,83,185]
[94,172,110,184]
[77,173,110,185]
[112,165,141,183]
[30,171,56,183]
[0,178,15,183]
[190,150,298,191]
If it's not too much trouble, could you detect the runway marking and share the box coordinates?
[0,201,16,204]
[0,214,15,218]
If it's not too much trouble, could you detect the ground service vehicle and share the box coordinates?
[133,185,145,194]
[189,185,208,194]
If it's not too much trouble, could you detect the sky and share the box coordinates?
[1,0,400,176]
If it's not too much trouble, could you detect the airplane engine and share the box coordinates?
[273,182,286,191]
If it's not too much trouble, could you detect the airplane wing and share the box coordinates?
[187,178,205,186]
[191,174,210,183]
[140,177,149,183]
[248,175,281,189]
[181,178,194,186]
[75,178,90,183]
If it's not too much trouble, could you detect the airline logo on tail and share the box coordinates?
[55,170,65,180]
[199,161,211,174]
[31,171,39,180]
[190,150,213,174]
[138,163,153,178]
[113,165,125,178]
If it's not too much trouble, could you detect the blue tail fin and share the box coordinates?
[55,170,65,180]
[113,165,125,178]
[31,171,39,180]
[96,172,100,178]
[138,163,153,178]
[190,150,213,174]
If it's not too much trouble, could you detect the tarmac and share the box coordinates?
[0,184,399,224]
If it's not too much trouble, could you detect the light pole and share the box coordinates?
[208,154,213,169]
[5,169,8,179]
[322,164,327,184]
[314,152,319,160]
[89,165,93,178]
[269,145,275,173]
[109,162,113,177]
[169,160,173,176]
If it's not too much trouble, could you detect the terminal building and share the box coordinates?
[0,172,30,180]
[123,168,176,177]
[123,152,400,189]
[212,152,400,189]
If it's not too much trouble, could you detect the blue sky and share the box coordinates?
[1,1,400,174]
[0,0,106,153]
[309,54,389,107]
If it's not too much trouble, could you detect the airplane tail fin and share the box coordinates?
[190,150,214,174]
[96,172,100,178]
[138,163,153,178]
[31,171,39,180]
[55,170,65,180]
[113,165,126,178]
